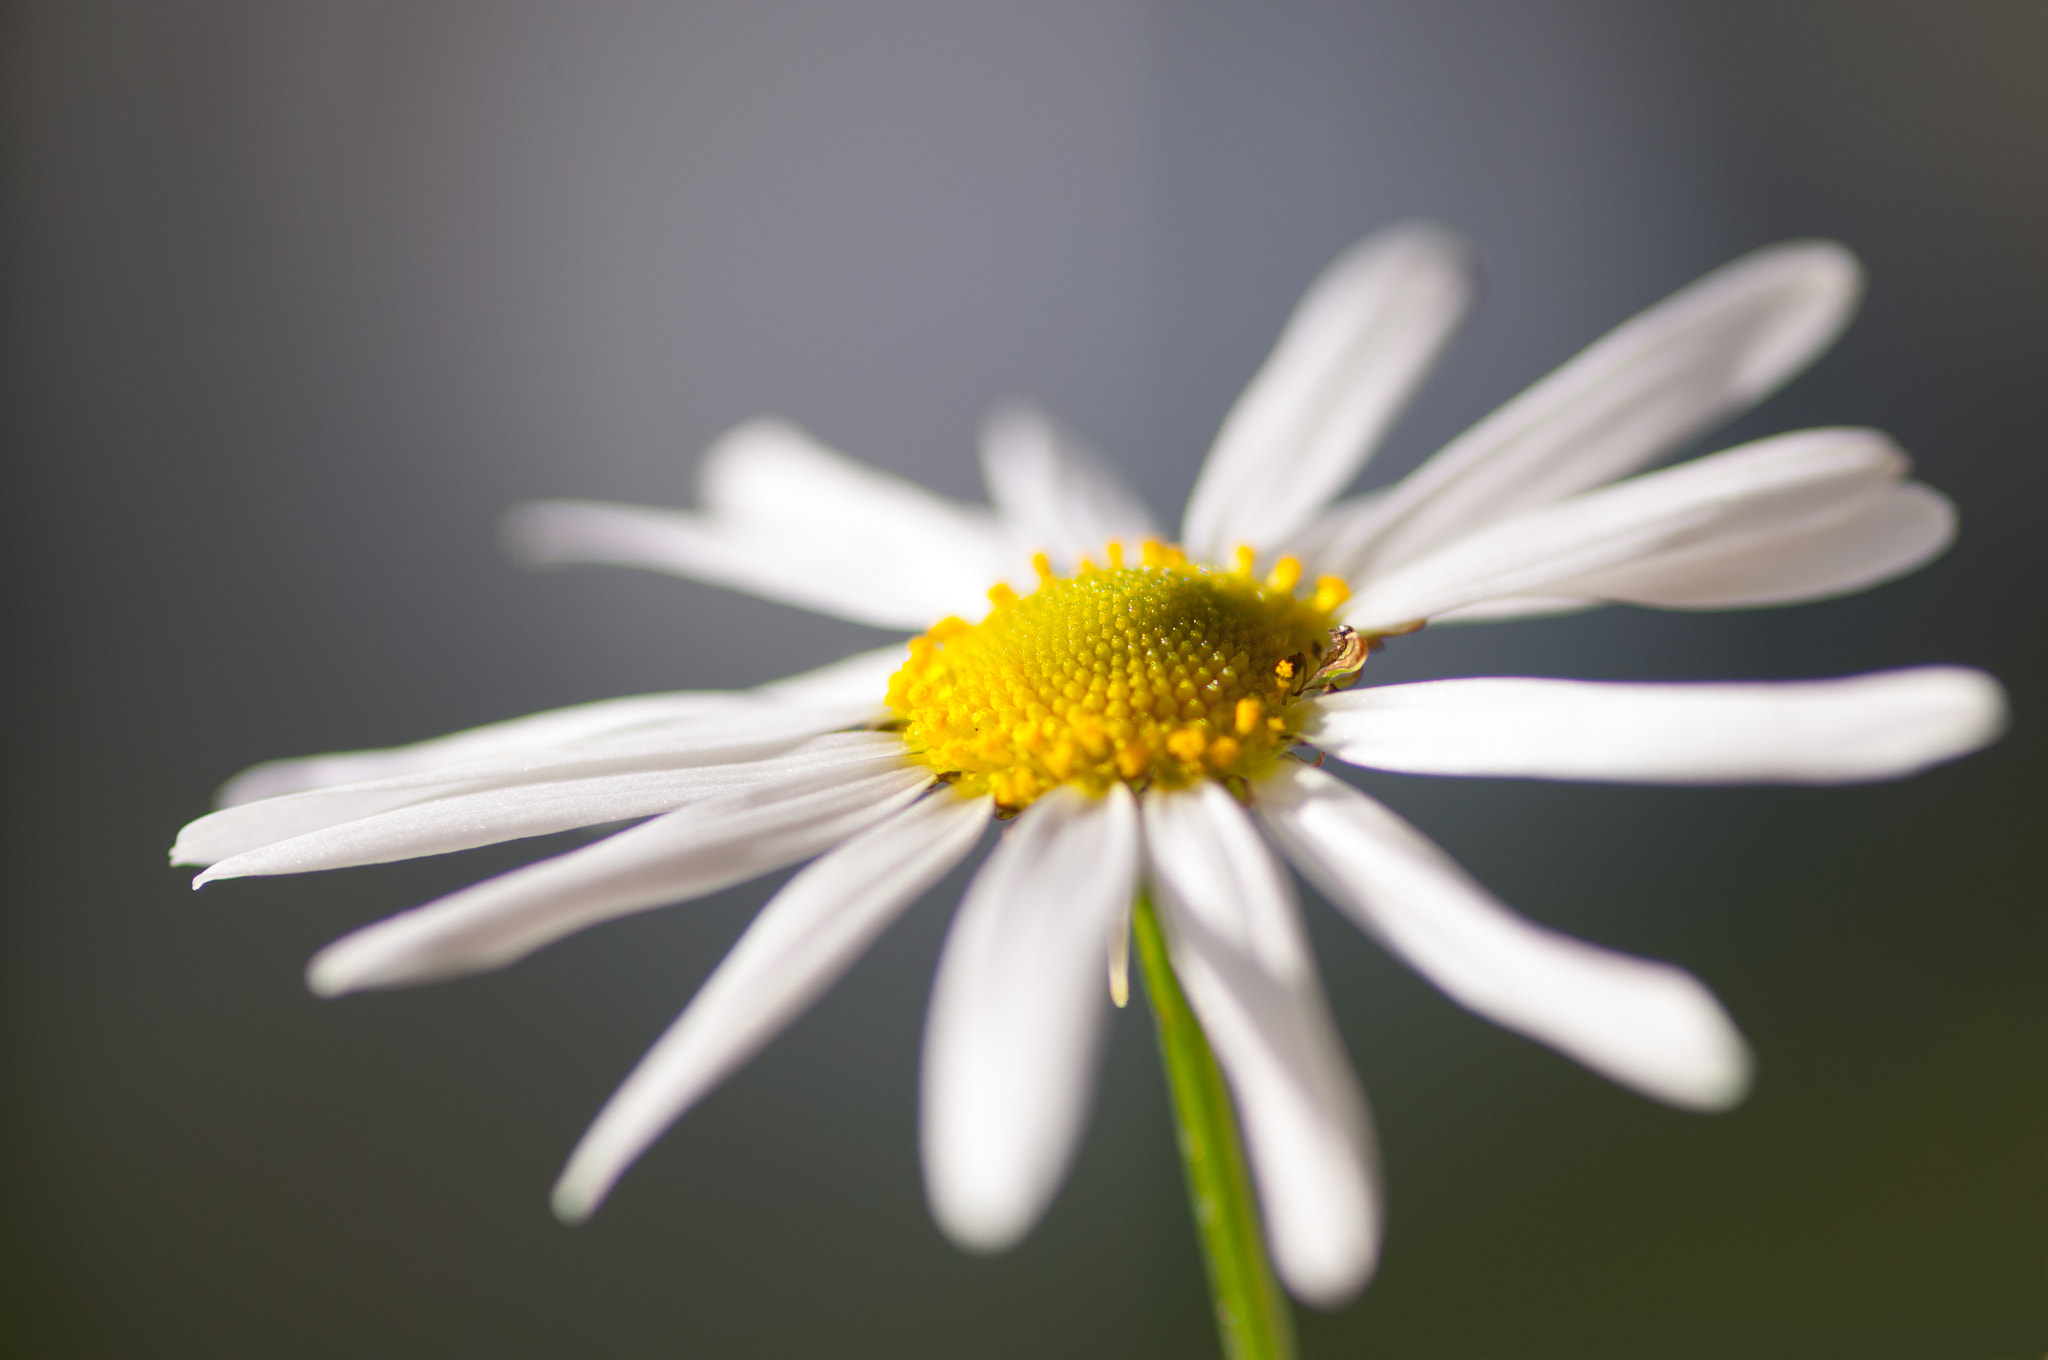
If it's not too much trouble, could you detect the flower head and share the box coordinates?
[889,542,1351,806]
[175,224,2005,1306]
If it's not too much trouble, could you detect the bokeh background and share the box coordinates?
[4,2,2045,1355]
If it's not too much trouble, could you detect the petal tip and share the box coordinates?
[549,1175,602,1226]
[1632,996,1755,1112]
[921,1130,1043,1258]
[1860,665,2011,779]
[1367,215,1475,260]
[698,416,813,497]
[1281,1253,1379,1311]
[978,399,1051,446]
[1941,666,2012,758]
[1707,239,1866,400]
[1682,1039,1756,1113]
[927,1190,1031,1257]
[497,502,578,567]
[305,946,369,999]
[1757,237,1864,305]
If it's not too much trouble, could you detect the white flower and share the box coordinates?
[173,224,2005,1307]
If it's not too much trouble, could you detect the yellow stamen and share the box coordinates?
[887,543,1352,811]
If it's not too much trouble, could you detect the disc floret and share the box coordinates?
[887,542,1352,811]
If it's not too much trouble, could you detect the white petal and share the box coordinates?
[1183,223,1477,561]
[215,691,782,807]
[699,418,1027,614]
[502,499,981,630]
[1559,480,1955,610]
[978,404,1159,568]
[505,419,1029,628]
[1258,764,1752,1110]
[755,644,907,708]
[1343,428,1905,632]
[700,419,993,547]
[1426,595,1601,625]
[305,761,933,996]
[1422,482,1952,623]
[177,707,875,868]
[1143,784,1380,1306]
[1275,486,1393,580]
[1311,668,2007,785]
[552,790,994,1222]
[921,785,1140,1251]
[195,735,913,882]
[1319,240,1863,577]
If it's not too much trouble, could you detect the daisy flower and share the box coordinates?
[173,225,2004,1320]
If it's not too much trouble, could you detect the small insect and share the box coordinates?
[1298,624,1373,696]
[1278,620,1420,699]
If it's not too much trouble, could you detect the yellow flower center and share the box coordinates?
[887,541,1352,811]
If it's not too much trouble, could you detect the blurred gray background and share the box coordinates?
[4,2,2045,1355]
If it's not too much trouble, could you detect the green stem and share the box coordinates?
[1132,891,1296,1360]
